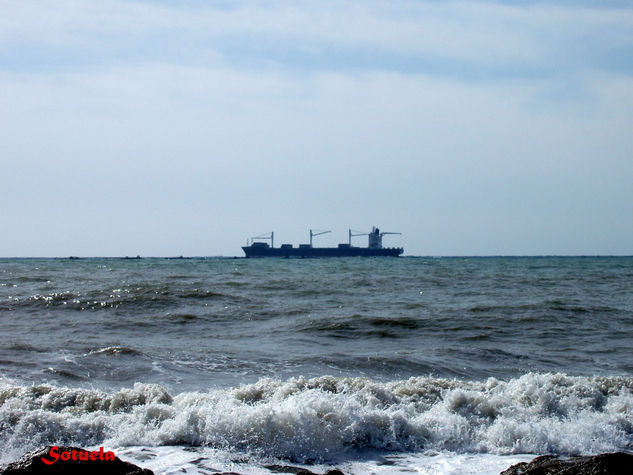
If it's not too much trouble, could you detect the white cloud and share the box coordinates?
[2,1,632,75]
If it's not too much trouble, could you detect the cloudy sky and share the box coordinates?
[1,0,632,256]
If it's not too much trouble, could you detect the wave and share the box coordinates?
[0,287,246,314]
[87,346,144,357]
[296,315,426,339]
[1,373,631,463]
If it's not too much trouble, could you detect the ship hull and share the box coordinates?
[242,246,403,258]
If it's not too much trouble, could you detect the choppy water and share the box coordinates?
[1,257,632,473]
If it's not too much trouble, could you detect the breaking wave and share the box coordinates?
[1,373,632,464]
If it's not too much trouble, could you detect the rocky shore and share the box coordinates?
[1,448,632,475]
[0,447,346,475]
[500,452,633,475]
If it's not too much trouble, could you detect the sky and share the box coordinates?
[1,0,632,257]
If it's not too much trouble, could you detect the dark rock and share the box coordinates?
[265,464,316,474]
[0,446,154,475]
[264,465,345,475]
[500,452,633,475]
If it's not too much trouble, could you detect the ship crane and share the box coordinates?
[348,229,368,245]
[310,229,331,247]
[248,232,274,248]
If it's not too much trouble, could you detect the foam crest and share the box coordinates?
[1,373,631,463]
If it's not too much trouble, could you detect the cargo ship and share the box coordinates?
[242,227,403,258]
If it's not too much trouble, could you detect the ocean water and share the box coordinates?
[0,256,632,474]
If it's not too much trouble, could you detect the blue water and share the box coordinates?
[1,256,632,473]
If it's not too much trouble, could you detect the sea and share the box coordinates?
[1,256,632,474]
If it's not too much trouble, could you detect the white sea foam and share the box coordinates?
[0,373,631,467]
[115,446,535,475]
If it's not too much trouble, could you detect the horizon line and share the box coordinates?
[1,254,632,259]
